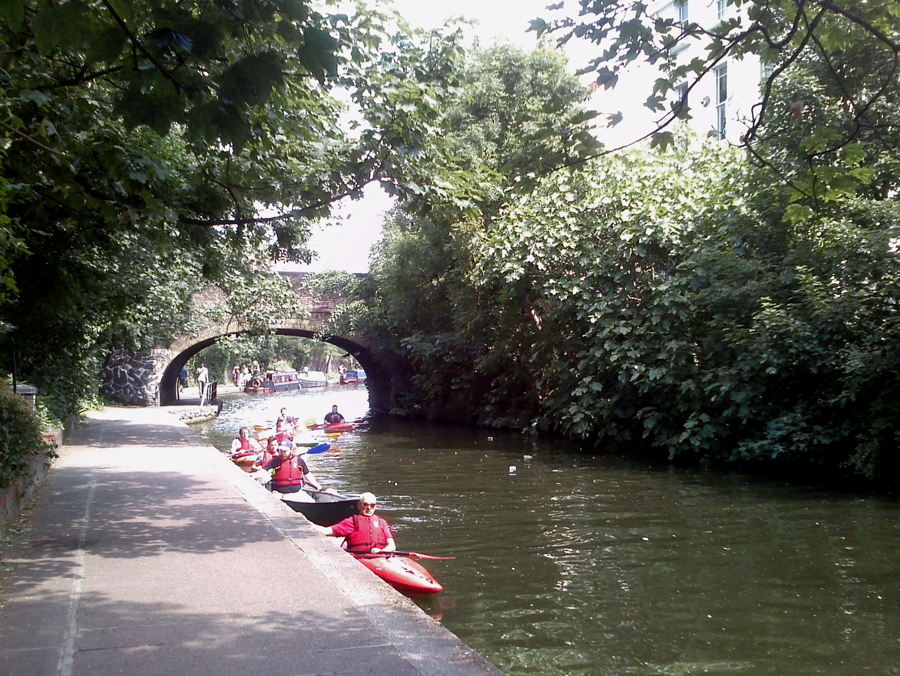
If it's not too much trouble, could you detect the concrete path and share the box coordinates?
[0,407,503,676]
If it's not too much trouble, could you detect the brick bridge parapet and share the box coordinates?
[100,272,393,411]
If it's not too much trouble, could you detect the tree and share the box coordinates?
[474,122,900,484]
[0,0,473,416]
[346,44,598,422]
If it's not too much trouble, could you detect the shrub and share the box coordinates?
[0,384,49,489]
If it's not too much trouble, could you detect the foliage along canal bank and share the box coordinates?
[0,0,482,427]
[2,0,899,493]
[334,37,900,489]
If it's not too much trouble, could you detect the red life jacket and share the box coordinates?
[344,514,389,553]
[232,438,255,459]
[271,457,306,491]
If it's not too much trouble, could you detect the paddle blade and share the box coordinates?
[406,552,456,561]
[304,443,331,454]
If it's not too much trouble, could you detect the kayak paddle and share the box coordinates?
[307,418,368,430]
[299,442,330,455]
[356,551,456,561]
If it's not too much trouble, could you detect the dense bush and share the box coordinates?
[0,385,49,489]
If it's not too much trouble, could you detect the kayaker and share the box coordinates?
[261,445,324,494]
[230,427,262,457]
[259,435,279,466]
[276,407,293,426]
[314,492,396,554]
[324,405,345,424]
[275,418,294,447]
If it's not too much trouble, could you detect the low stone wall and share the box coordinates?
[168,404,221,425]
[0,430,62,540]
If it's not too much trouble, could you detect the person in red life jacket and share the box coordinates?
[315,492,396,554]
[259,435,279,466]
[230,427,262,458]
[275,418,294,448]
[261,445,324,494]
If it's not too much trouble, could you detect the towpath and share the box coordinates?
[0,406,503,676]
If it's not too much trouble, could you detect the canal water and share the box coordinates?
[194,386,900,676]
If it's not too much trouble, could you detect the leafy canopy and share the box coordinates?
[0,0,476,416]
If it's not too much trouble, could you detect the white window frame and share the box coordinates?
[717,0,728,20]
[676,0,689,26]
[714,63,727,139]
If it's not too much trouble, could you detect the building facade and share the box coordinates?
[593,0,763,147]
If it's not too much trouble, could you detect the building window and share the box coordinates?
[674,82,689,116]
[677,0,689,26]
[714,64,727,139]
[717,0,728,20]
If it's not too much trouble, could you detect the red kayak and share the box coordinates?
[325,422,355,433]
[353,554,443,596]
[307,421,357,433]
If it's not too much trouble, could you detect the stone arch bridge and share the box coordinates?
[100,272,394,412]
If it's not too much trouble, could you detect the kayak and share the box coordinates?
[307,421,356,433]
[282,487,359,526]
[324,422,355,433]
[353,554,443,596]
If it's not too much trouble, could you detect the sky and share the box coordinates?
[294,0,640,273]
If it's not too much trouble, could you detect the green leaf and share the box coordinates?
[31,2,95,55]
[85,23,128,65]
[298,27,339,83]
[0,0,27,29]
[783,203,814,224]
[649,131,674,150]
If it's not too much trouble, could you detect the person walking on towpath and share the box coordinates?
[196,362,209,405]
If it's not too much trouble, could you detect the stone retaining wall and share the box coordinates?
[100,348,171,406]
[0,430,62,540]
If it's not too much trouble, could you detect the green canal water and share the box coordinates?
[194,386,900,676]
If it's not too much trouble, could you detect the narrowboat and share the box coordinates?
[298,370,328,387]
[244,370,302,394]
[339,369,367,385]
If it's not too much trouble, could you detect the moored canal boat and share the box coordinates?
[339,369,367,385]
[244,370,302,394]
[298,370,328,387]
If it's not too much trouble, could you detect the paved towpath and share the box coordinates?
[0,407,503,676]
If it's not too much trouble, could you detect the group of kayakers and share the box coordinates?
[226,406,395,555]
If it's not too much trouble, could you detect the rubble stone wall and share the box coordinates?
[100,348,171,406]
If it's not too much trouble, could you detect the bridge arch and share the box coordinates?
[158,328,391,411]
[101,274,400,411]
